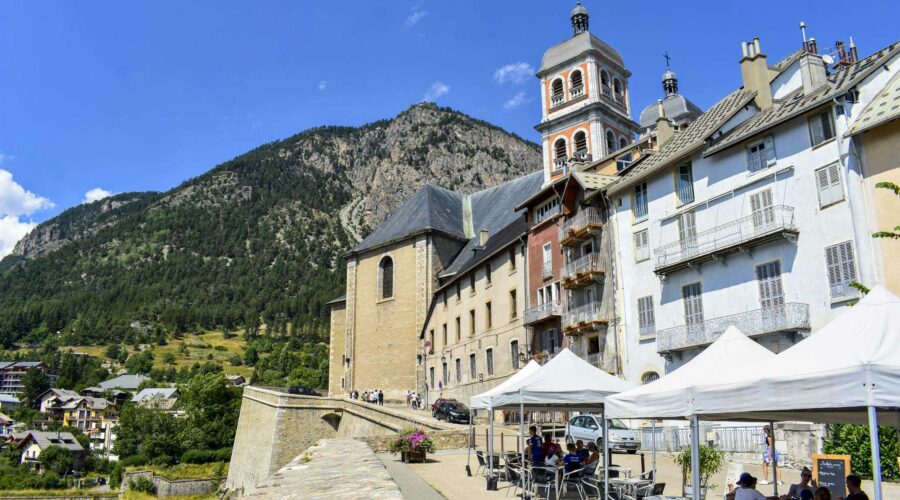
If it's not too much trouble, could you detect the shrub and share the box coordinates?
[674,444,725,487]
[387,427,436,454]
[130,476,157,494]
[181,448,233,464]
[823,424,899,479]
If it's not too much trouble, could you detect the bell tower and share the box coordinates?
[535,2,641,185]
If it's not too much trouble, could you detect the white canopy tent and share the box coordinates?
[691,286,900,500]
[469,360,541,410]
[604,326,777,499]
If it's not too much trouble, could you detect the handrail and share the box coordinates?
[561,253,604,280]
[562,302,605,330]
[524,300,562,325]
[559,207,602,241]
[656,302,810,353]
[654,205,797,270]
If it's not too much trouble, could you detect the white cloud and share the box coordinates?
[0,169,53,257]
[0,153,14,164]
[493,62,535,85]
[317,80,327,91]
[423,81,450,102]
[0,169,53,217]
[404,10,427,28]
[83,187,113,204]
[503,91,530,110]
[0,215,35,257]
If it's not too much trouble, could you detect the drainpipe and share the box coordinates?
[600,191,622,377]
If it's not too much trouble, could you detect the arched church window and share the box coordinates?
[605,131,616,154]
[573,131,587,153]
[551,79,564,97]
[570,70,583,91]
[554,138,568,159]
[613,78,624,96]
[379,256,394,299]
[619,136,628,150]
[600,70,610,87]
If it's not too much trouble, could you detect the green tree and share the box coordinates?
[114,403,183,463]
[39,446,74,476]
[823,424,899,479]
[243,346,258,366]
[105,343,122,360]
[178,373,241,451]
[162,352,177,366]
[125,351,154,374]
[20,368,50,409]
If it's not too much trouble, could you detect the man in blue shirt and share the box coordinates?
[526,425,544,464]
[563,443,583,473]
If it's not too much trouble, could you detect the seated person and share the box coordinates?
[542,433,562,463]
[844,474,869,500]
[583,442,600,472]
[732,472,778,500]
[563,443,583,473]
[782,467,816,500]
[525,425,544,464]
[575,440,590,462]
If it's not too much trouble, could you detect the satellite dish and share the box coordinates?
[822,54,835,65]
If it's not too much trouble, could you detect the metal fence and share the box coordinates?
[638,425,766,453]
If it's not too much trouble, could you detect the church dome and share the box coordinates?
[662,69,677,82]
[570,2,589,17]
[540,32,625,73]
[639,94,703,129]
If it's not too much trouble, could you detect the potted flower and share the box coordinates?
[674,444,725,499]
[388,427,436,463]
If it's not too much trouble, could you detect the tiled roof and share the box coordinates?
[18,431,84,452]
[99,374,149,390]
[571,172,617,191]
[769,48,804,73]
[608,88,757,195]
[704,42,900,157]
[133,388,178,402]
[40,389,80,401]
[846,69,900,136]
[0,395,21,403]
[60,396,113,410]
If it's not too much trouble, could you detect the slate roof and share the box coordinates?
[704,42,900,157]
[609,88,757,195]
[0,361,43,370]
[540,31,625,73]
[60,396,113,411]
[846,69,900,136]
[639,94,704,129]
[352,184,465,254]
[0,412,11,423]
[325,295,347,306]
[441,172,544,276]
[444,216,528,284]
[133,388,179,402]
[0,395,20,404]
[39,389,80,401]
[99,374,149,391]
[17,431,84,452]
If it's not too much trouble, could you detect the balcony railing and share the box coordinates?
[524,300,562,325]
[653,205,799,275]
[541,261,553,279]
[614,93,626,107]
[561,253,605,285]
[553,156,568,168]
[550,94,565,107]
[569,85,584,98]
[562,302,607,332]
[656,302,810,354]
[586,352,618,374]
[572,149,591,162]
[559,207,603,244]
[602,85,612,98]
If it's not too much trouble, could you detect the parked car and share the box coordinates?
[431,398,458,415]
[565,415,639,453]
[288,386,320,396]
[434,401,471,424]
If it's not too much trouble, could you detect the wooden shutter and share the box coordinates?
[825,241,856,297]
[678,212,697,247]
[750,189,775,229]
[816,164,843,207]
[682,283,704,326]
[764,136,776,166]
[756,261,784,309]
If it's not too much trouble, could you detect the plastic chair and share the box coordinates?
[530,465,555,499]
[475,450,487,478]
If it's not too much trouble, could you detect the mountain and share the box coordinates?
[0,103,541,348]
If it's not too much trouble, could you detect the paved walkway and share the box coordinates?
[377,453,446,500]
[242,439,402,499]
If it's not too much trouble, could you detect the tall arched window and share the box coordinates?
[600,70,610,88]
[613,78,624,96]
[554,138,568,159]
[619,136,628,150]
[379,256,394,299]
[551,79,564,97]
[606,130,616,154]
[570,70,583,95]
[573,131,587,153]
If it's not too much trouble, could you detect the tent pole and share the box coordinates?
[868,406,883,500]
[690,415,701,500]
[520,397,525,498]
[489,407,495,487]
[770,421,779,497]
[603,407,609,500]
[651,420,657,482]
[465,409,473,475]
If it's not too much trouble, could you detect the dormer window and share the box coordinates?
[551,79,565,106]
[570,70,584,97]
[553,138,568,169]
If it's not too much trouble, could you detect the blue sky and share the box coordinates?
[0,0,897,254]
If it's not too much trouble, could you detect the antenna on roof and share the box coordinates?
[800,21,807,43]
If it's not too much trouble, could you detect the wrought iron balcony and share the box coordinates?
[524,300,562,325]
[559,207,603,245]
[541,261,553,279]
[587,352,618,374]
[656,302,810,354]
[569,85,584,98]
[561,253,605,287]
[562,303,607,333]
[653,205,799,276]
[550,94,565,107]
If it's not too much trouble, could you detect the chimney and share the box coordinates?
[655,99,674,146]
[799,50,828,93]
[740,37,773,109]
[835,41,852,67]
[479,229,489,246]
[808,37,818,55]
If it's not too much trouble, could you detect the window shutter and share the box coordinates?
[764,136,776,166]
[839,242,857,284]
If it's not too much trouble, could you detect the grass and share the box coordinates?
[0,489,116,498]
[126,461,229,480]
[67,330,253,378]
[124,491,216,500]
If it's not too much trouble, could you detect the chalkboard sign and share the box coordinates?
[813,453,851,498]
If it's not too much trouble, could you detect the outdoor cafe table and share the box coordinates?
[609,477,652,498]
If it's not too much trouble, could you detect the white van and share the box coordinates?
[565,415,639,453]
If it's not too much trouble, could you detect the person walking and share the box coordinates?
[761,425,782,485]
[378,389,384,406]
